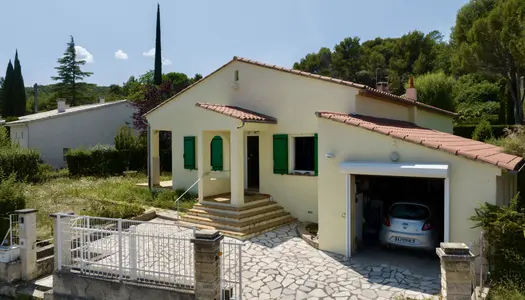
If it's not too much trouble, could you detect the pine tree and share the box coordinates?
[154,3,162,85]
[0,61,15,117]
[51,36,93,106]
[12,50,27,116]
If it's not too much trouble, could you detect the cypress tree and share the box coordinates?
[12,50,27,116]
[0,60,15,117]
[154,3,162,85]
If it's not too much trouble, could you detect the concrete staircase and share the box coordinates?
[180,195,296,239]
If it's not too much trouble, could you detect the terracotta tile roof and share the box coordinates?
[316,112,523,171]
[195,102,277,124]
[144,56,456,118]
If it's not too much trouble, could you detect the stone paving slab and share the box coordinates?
[233,224,440,300]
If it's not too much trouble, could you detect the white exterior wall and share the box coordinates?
[9,124,29,148]
[417,109,454,133]
[25,102,135,168]
[146,60,455,224]
[317,118,502,256]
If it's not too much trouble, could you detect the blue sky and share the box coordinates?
[0,0,468,86]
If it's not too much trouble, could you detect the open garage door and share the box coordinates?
[340,162,450,258]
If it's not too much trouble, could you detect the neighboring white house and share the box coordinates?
[144,56,523,258]
[5,99,135,168]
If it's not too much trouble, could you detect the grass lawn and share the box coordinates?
[23,172,197,240]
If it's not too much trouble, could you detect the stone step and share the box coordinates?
[37,244,54,260]
[181,211,292,232]
[179,216,297,240]
[16,286,46,300]
[195,198,273,211]
[192,201,281,216]
[187,205,284,222]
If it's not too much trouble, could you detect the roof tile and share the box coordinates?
[316,112,523,171]
[195,103,277,124]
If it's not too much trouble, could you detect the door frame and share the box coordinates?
[244,132,260,189]
[340,162,450,258]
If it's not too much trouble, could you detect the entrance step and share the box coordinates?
[181,194,296,238]
[16,275,53,300]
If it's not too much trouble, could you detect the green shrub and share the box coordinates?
[0,127,40,181]
[472,119,494,141]
[488,277,525,300]
[470,195,525,283]
[66,127,148,177]
[0,148,40,181]
[453,124,517,139]
[66,145,124,177]
[34,164,69,182]
[0,173,26,241]
[0,173,26,218]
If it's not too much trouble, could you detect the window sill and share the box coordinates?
[285,171,317,177]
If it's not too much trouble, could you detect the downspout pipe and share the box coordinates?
[147,123,151,190]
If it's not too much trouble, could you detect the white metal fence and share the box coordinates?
[56,215,197,289]
[221,241,243,300]
[1,214,20,247]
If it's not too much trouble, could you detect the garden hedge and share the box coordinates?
[66,144,147,177]
[0,148,40,181]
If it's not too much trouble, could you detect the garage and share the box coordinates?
[340,162,449,258]
[354,175,444,252]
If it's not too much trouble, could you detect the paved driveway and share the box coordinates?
[236,224,440,300]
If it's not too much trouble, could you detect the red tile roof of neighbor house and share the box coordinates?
[315,112,524,171]
[144,56,457,117]
[195,103,277,124]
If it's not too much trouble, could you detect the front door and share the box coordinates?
[247,136,260,189]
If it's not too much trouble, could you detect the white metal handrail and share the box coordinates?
[175,171,211,218]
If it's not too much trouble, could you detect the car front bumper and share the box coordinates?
[379,228,435,251]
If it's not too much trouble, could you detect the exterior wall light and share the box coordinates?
[325,152,335,159]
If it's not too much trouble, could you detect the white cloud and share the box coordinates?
[115,50,128,60]
[142,48,155,57]
[143,48,172,65]
[75,46,94,63]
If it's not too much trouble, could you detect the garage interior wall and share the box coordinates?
[317,118,502,257]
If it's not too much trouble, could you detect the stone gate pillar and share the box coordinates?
[50,212,75,270]
[436,242,476,300]
[15,208,38,280]
[191,230,223,300]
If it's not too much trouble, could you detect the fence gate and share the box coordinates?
[57,215,196,289]
[221,241,243,300]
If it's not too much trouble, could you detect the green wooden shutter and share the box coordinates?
[210,136,223,171]
[314,133,318,176]
[273,134,288,174]
[183,136,196,170]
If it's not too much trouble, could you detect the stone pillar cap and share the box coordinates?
[49,212,75,218]
[440,242,470,255]
[191,230,223,242]
[14,208,38,214]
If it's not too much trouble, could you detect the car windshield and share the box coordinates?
[390,204,429,220]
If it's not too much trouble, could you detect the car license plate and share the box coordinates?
[394,237,415,244]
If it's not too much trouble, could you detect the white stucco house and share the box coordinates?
[144,56,523,257]
[5,99,135,168]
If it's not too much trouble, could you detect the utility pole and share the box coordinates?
[33,83,39,113]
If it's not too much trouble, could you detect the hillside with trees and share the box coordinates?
[293,0,525,132]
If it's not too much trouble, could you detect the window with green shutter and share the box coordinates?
[210,136,223,171]
[273,134,288,174]
[183,136,196,170]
